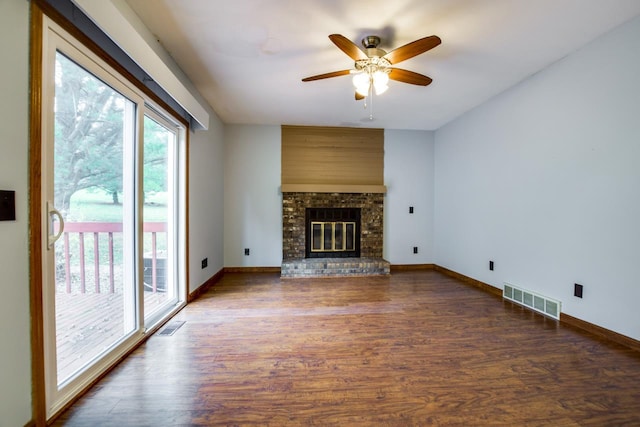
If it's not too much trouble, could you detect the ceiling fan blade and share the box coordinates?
[355,92,365,101]
[383,35,441,64]
[329,34,368,61]
[388,68,433,86]
[302,69,352,82]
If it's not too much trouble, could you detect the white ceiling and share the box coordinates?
[124,0,640,131]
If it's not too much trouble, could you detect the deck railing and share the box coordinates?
[58,222,166,294]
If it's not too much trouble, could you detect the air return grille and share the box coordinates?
[158,321,185,336]
[503,283,561,320]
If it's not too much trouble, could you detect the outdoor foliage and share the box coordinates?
[143,116,171,197]
[54,52,168,215]
[52,53,171,295]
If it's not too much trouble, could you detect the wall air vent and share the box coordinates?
[503,283,561,320]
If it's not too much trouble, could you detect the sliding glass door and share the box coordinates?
[40,17,186,419]
[142,113,181,325]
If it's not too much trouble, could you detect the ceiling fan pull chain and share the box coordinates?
[369,84,374,120]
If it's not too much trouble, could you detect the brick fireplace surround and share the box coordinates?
[281,192,390,277]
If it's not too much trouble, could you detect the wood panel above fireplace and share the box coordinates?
[281,125,386,194]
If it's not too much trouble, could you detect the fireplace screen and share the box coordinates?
[311,221,356,252]
[305,208,360,258]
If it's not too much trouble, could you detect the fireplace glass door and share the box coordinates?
[311,221,356,252]
[306,208,360,258]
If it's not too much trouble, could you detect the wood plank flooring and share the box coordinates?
[53,270,640,426]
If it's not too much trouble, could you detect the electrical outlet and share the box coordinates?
[201,258,208,269]
[244,248,250,256]
[409,206,414,214]
[413,247,418,254]
[574,283,583,298]
[489,261,494,271]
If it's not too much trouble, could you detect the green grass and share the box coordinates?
[68,188,168,222]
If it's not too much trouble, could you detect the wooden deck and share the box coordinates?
[54,270,640,426]
[55,290,168,383]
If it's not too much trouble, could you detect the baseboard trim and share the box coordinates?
[433,265,640,353]
[223,266,281,274]
[434,265,502,298]
[390,263,435,271]
[188,268,224,303]
[560,312,640,353]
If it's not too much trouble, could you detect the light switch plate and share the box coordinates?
[0,190,16,221]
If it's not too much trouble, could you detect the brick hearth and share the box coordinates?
[281,257,390,278]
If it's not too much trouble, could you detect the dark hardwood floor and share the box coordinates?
[54,270,640,426]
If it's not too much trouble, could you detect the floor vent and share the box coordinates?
[503,283,561,320]
[158,320,186,336]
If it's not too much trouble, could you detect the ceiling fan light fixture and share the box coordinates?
[374,81,388,96]
[373,70,389,94]
[353,72,371,96]
[355,85,370,97]
[373,70,389,85]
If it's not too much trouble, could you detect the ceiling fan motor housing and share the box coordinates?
[362,35,387,58]
[362,35,381,48]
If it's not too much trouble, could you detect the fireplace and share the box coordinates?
[281,192,390,278]
[305,207,360,258]
[282,192,383,260]
[282,192,389,277]
[280,126,388,276]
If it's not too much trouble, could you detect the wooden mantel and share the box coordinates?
[280,184,387,194]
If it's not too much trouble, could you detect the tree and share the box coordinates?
[142,116,169,199]
[53,53,168,214]
[54,53,124,213]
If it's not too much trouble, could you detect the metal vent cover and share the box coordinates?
[503,283,561,320]
[158,320,186,336]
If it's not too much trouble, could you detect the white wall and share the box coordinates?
[189,115,225,290]
[0,1,32,425]
[434,16,640,340]
[224,125,282,267]
[384,129,435,264]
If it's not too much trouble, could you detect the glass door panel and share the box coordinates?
[142,114,178,323]
[51,52,137,386]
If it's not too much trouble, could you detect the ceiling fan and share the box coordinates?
[302,34,441,100]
